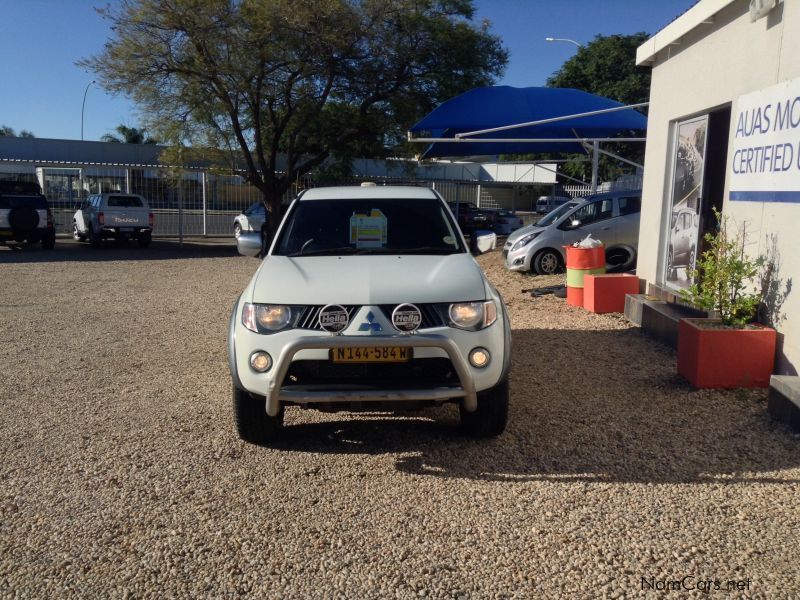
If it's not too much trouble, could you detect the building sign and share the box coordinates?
[730,76,800,203]
[665,116,707,291]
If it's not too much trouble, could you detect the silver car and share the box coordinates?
[667,205,699,277]
[234,201,268,238]
[504,190,641,275]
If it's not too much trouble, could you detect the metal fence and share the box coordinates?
[0,161,546,237]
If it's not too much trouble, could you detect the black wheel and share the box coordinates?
[138,232,152,248]
[460,380,509,438]
[8,206,39,236]
[605,247,635,273]
[41,233,55,250]
[233,384,284,444]
[234,222,242,238]
[72,222,86,242]
[89,224,101,248]
[533,248,562,275]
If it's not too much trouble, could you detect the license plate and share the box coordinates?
[119,227,134,232]
[330,347,411,363]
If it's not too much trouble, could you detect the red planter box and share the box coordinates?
[584,273,640,313]
[677,318,776,388]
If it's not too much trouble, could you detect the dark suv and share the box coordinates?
[0,181,55,249]
[447,201,491,233]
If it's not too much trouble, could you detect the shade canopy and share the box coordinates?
[409,86,647,158]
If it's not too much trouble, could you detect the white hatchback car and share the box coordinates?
[229,185,511,443]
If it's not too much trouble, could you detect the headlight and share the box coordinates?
[242,303,292,333]
[448,300,498,330]
[511,231,541,251]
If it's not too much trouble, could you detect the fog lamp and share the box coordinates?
[250,351,272,372]
[469,347,491,368]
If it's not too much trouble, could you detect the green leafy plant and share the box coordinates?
[681,208,765,327]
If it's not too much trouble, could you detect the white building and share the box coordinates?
[636,0,799,375]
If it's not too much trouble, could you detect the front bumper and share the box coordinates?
[229,300,508,417]
[505,243,531,271]
[263,334,477,416]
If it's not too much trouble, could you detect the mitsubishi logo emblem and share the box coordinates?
[358,311,383,332]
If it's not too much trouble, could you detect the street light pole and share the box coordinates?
[545,37,583,49]
[81,80,95,141]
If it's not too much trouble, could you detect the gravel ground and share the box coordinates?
[1,239,799,599]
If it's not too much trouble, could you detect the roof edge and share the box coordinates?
[636,0,736,66]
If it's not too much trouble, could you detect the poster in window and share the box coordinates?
[665,115,708,291]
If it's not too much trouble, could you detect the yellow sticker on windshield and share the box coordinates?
[350,209,387,248]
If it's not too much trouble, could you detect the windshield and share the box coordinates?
[274,197,465,256]
[0,195,47,210]
[536,201,579,227]
[108,195,144,208]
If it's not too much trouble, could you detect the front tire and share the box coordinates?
[533,249,562,275]
[233,384,284,444]
[73,222,86,242]
[234,222,242,238]
[460,380,509,437]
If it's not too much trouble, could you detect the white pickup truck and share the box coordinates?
[229,185,511,443]
[73,193,154,247]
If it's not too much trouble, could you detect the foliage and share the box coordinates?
[681,209,765,327]
[100,125,158,144]
[79,0,507,231]
[1,125,35,138]
[544,33,651,183]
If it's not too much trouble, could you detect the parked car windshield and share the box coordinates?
[536,201,579,227]
[107,195,144,208]
[274,198,465,256]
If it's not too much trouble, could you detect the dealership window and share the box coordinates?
[662,105,730,291]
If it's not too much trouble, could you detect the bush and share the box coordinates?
[681,208,764,327]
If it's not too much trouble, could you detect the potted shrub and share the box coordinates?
[677,209,776,388]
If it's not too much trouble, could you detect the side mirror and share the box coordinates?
[473,230,497,254]
[236,231,262,257]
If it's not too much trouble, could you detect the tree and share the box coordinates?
[100,124,158,144]
[80,0,507,234]
[0,125,35,138]
[546,33,650,183]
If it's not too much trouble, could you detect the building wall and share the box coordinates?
[639,0,800,374]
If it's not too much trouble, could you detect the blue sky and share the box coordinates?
[0,0,696,142]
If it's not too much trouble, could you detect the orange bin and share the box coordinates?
[564,245,605,307]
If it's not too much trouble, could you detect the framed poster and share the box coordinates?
[664,115,708,291]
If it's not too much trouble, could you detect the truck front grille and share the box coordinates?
[283,358,458,389]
